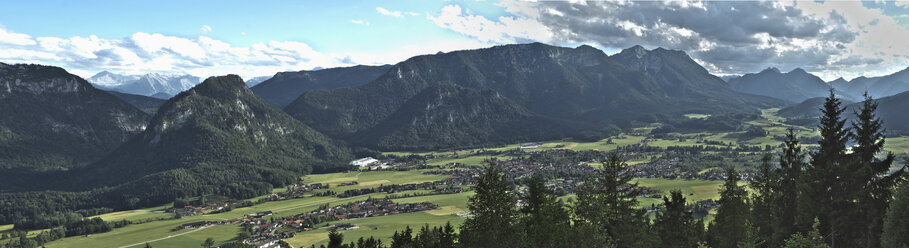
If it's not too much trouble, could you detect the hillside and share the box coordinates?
[352,84,586,151]
[0,63,149,172]
[727,68,836,102]
[777,93,909,133]
[106,91,167,114]
[69,75,353,204]
[284,43,782,148]
[251,65,392,108]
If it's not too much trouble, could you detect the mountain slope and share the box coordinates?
[0,63,148,171]
[727,68,835,102]
[284,43,783,146]
[74,75,353,196]
[776,94,909,133]
[353,84,586,150]
[245,76,271,87]
[106,91,167,114]
[251,65,392,108]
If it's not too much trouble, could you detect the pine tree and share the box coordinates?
[750,154,776,247]
[459,163,518,248]
[328,229,344,248]
[573,153,653,247]
[801,91,850,247]
[881,181,909,248]
[708,168,750,248]
[390,226,413,248]
[849,93,904,248]
[782,219,830,248]
[652,190,705,247]
[776,129,808,246]
[201,237,214,248]
[520,175,570,248]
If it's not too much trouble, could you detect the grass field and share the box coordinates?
[634,178,725,207]
[91,210,173,223]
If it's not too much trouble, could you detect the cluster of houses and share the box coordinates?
[166,202,236,217]
[267,183,328,199]
[237,198,438,245]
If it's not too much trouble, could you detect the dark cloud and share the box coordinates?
[536,1,862,74]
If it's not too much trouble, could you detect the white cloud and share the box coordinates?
[200,25,212,33]
[351,20,371,26]
[376,7,404,18]
[0,28,36,46]
[428,4,552,43]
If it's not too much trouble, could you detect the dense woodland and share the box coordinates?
[310,93,909,248]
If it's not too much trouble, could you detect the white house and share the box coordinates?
[350,157,379,167]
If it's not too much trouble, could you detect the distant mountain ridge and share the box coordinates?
[832,67,909,100]
[727,67,838,102]
[251,65,392,108]
[88,71,201,98]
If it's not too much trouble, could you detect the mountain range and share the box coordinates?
[727,67,838,103]
[88,71,201,98]
[830,67,909,100]
[779,92,909,133]
[283,43,783,150]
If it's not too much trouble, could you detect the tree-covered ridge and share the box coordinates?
[65,75,353,204]
[284,43,783,150]
[352,83,597,151]
[0,63,149,173]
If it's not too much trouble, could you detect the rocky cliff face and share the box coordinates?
[0,63,149,171]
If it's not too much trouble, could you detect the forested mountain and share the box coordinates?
[611,45,783,109]
[0,63,148,172]
[105,91,167,114]
[833,67,909,100]
[727,67,837,102]
[250,65,392,108]
[88,71,200,98]
[352,84,588,150]
[284,43,782,149]
[778,92,909,133]
[64,75,352,204]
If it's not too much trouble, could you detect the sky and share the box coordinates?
[0,0,907,81]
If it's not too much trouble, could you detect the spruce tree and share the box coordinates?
[652,190,705,247]
[573,153,653,247]
[750,154,776,247]
[776,129,808,246]
[708,168,750,248]
[849,93,904,248]
[328,229,344,248]
[802,91,850,247]
[520,175,570,248]
[459,163,518,248]
[881,182,909,248]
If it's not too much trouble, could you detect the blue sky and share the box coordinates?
[0,0,907,81]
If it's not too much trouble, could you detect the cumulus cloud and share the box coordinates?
[428,4,551,43]
[0,28,36,46]
[429,0,908,80]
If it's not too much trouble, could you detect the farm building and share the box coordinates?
[350,157,379,167]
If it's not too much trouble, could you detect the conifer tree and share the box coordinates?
[520,175,570,248]
[777,129,808,246]
[849,93,904,248]
[881,182,909,248]
[573,153,653,247]
[801,91,850,247]
[328,229,344,248]
[708,168,750,248]
[653,190,705,247]
[750,154,776,247]
[459,163,518,248]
